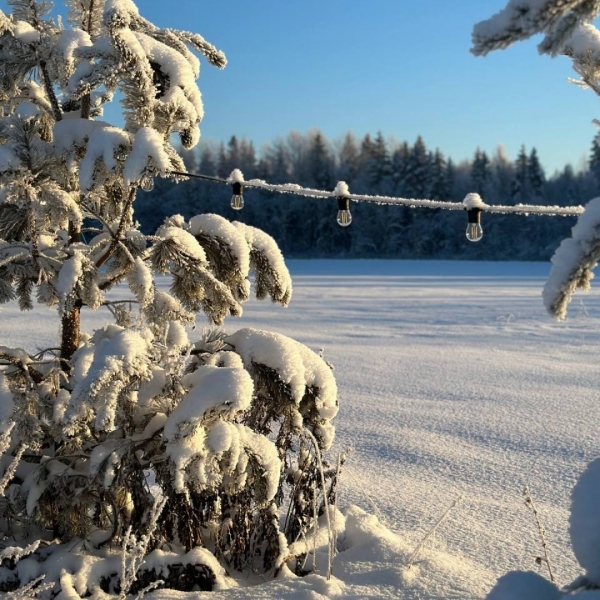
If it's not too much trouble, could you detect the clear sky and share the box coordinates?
[2,0,599,173]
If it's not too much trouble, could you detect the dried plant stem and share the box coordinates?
[523,485,557,584]
[304,430,333,580]
[345,466,388,526]
[119,495,167,599]
[407,494,463,570]
[311,479,318,574]
[330,452,343,562]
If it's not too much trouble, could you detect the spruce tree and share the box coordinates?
[367,132,391,192]
[404,136,431,198]
[511,145,530,203]
[0,0,339,594]
[470,148,491,197]
[391,141,410,196]
[527,147,546,198]
[308,131,333,189]
[430,148,450,200]
[589,133,600,184]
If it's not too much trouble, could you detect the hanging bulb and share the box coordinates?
[337,196,352,227]
[231,181,244,210]
[141,177,154,192]
[466,208,483,242]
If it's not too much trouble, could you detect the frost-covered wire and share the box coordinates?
[171,170,585,218]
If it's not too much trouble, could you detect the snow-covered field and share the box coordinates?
[2,259,599,599]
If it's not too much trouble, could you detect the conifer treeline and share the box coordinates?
[135,131,600,260]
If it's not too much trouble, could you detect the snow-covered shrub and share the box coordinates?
[0,1,340,595]
[474,1,600,597]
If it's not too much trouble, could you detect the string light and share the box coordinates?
[231,181,244,210]
[334,182,352,227]
[464,193,484,242]
[337,197,352,227]
[168,170,585,237]
[228,169,245,211]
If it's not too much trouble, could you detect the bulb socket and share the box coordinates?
[467,208,482,224]
[232,181,243,196]
[337,196,350,211]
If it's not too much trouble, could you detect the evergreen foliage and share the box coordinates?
[0,0,340,595]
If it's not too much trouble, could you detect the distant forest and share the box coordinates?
[134,130,600,260]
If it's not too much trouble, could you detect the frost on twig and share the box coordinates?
[523,485,557,584]
[119,495,166,599]
[406,494,463,569]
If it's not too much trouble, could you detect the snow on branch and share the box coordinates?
[233,222,292,306]
[543,197,600,319]
[227,327,338,449]
[64,325,154,432]
[164,364,283,501]
[172,30,227,69]
[123,127,173,185]
[189,214,251,303]
[471,0,599,56]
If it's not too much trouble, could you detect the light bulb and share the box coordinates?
[231,181,244,210]
[141,177,154,192]
[466,208,483,242]
[337,197,352,227]
[337,209,352,227]
[231,194,244,210]
[466,222,483,242]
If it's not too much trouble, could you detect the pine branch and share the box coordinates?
[95,187,137,269]
[38,61,62,122]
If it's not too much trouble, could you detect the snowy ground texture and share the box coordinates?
[2,259,599,599]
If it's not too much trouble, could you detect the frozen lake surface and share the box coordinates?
[2,259,598,598]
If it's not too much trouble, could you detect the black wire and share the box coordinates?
[170,171,228,183]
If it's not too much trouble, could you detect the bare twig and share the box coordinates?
[304,430,333,580]
[406,494,463,569]
[523,485,557,584]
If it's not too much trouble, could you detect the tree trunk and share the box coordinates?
[60,222,82,370]
[60,78,91,369]
[60,302,81,368]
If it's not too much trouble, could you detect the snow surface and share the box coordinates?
[2,259,600,598]
[570,458,600,586]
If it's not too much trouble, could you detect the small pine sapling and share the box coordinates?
[0,0,341,595]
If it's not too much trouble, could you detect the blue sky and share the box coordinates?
[2,0,599,173]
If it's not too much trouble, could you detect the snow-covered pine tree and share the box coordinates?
[474,1,600,597]
[0,0,339,595]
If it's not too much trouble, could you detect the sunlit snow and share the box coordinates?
[2,259,599,598]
